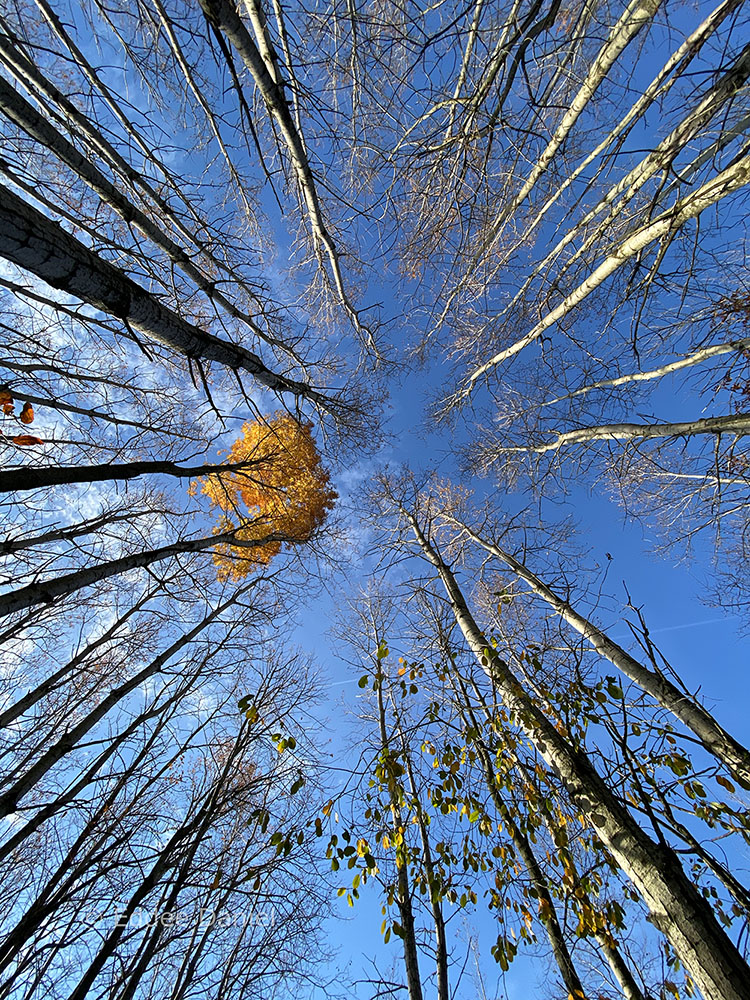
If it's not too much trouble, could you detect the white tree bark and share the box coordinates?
[487,0,663,235]
[431,0,663,332]
[199,0,375,352]
[494,413,750,454]
[463,152,750,392]
[504,24,750,300]
[405,510,750,1000]
[449,516,750,789]
[538,338,750,410]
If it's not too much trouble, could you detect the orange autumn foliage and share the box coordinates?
[195,413,337,581]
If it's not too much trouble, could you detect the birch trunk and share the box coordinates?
[488,0,662,234]
[406,511,750,1000]
[451,518,750,790]
[199,0,373,351]
[515,0,746,253]
[536,800,645,1000]
[0,528,288,619]
[496,413,750,454]
[432,0,662,330]
[511,35,750,305]
[464,153,750,391]
[0,184,330,405]
[465,675,646,1000]
[538,337,750,410]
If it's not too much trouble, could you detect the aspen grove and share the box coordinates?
[1,1,749,999]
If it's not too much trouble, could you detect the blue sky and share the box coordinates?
[2,0,749,996]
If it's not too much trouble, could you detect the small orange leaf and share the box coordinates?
[12,435,43,447]
[19,402,34,424]
[2,403,13,415]
[0,390,12,406]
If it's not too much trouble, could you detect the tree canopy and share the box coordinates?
[0,1,749,999]
[196,412,338,578]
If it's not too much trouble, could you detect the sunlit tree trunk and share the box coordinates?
[402,502,750,1000]
[492,413,750,455]
[446,515,750,789]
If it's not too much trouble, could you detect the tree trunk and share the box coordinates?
[406,511,750,1000]
[497,413,750,454]
[396,718,449,1000]
[464,152,750,389]
[198,0,373,351]
[453,517,750,789]
[0,72,282,349]
[0,183,330,405]
[0,585,154,729]
[538,337,750,410]
[376,675,424,1000]
[450,675,588,1000]
[0,527,288,619]
[0,457,268,493]
[0,592,241,815]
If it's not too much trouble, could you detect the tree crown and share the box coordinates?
[196,413,337,580]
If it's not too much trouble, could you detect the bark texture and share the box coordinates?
[407,512,750,1000]
[0,184,329,404]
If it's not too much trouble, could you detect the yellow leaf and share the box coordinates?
[195,413,337,580]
